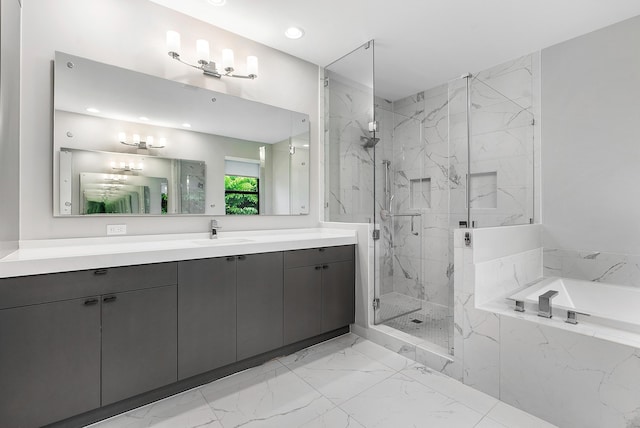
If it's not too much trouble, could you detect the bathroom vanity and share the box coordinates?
[0,229,356,428]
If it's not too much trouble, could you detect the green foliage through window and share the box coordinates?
[225,175,259,215]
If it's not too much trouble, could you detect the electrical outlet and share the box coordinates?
[106,224,127,235]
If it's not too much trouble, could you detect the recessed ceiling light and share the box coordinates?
[86,107,100,113]
[182,123,191,128]
[139,116,149,121]
[285,27,305,40]
[207,0,226,5]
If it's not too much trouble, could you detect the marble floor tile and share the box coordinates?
[486,401,558,428]
[299,406,366,428]
[87,389,222,428]
[199,360,334,428]
[340,373,485,428]
[401,363,498,414]
[279,340,396,405]
[87,333,557,428]
[332,332,415,371]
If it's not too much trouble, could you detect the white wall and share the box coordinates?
[542,15,640,256]
[0,0,21,256]
[20,0,320,239]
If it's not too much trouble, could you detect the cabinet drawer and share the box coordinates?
[0,262,177,310]
[284,245,354,268]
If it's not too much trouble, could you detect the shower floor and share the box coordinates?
[381,299,450,351]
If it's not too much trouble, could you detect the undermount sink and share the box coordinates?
[190,238,254,246]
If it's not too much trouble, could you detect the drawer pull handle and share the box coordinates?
[237,255,246,261]
[322,265,329,270]
[94,269,108,276]
[103,295,117,303]
[84,298,99,306]
[315,265,322,270]
[226,256,235,261]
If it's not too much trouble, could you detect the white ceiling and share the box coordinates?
[149,0,640,101]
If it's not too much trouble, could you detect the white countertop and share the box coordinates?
[0,228,357,278]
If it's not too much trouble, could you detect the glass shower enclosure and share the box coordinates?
[325,42,535,356]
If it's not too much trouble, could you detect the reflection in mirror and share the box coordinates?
[53,52,310,216]
[59,148,204,215]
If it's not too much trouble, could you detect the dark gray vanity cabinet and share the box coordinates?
[178,257,237,380]
[236,252,284,360]
[101,285,178,405]
[0,262,177,427]
[0,296,101,428]
[283,245,355,345]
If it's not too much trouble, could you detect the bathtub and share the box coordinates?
[508,276,640,335]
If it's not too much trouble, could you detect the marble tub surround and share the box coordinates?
[454,224,640,428]
[0,228,357,278]
[543,247,640,288]
[88,333,556,428]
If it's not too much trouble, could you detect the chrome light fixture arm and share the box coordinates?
[167,52,257,80]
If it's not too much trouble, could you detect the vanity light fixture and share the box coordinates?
[166,30,258,80]
[119,132,166,149]
[110,161,144,172]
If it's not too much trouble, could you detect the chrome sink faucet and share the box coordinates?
[210,219,220,239]
[538,290,559,318]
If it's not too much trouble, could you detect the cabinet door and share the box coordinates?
[236,252,283,360]
[321,260,355,332]
[0,297,101,428]
[102,285,177,405]
[284,265,322,345]
[178,257,237,380]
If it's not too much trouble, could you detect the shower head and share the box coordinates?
[360,135,380,148]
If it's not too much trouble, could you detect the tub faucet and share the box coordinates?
[210,219,220,239]
[538,290,559,318]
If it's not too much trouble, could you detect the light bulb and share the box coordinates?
[166,31,181,55]
[159,137,167,147]
[247,56,258,77]
[133,134,140,145]
[110,161,116,169]
[147,136,154,146]
[222,49,234,71]
[138,163,144,170]
[118,132,126,142]
[196,39,210,64]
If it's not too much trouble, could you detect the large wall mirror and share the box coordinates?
[53,52,310,216]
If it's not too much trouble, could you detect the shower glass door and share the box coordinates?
[324,42,375,224]
[373,107,424,325]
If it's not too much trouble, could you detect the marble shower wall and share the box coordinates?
[381,53,537,313]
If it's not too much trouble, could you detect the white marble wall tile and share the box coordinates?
[473,55,534,104]
[500,315,640,428]
[461,295,500,398]
[475,248,543,306]
[543,247,640,288]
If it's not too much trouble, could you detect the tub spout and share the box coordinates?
[538,290,559,318]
